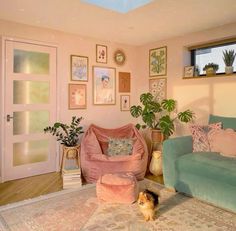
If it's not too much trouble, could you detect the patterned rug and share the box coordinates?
[0,179,236,231]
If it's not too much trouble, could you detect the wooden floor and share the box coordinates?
[0,172,63,206]
[0,172,163,206]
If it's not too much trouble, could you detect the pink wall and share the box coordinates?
[138,22,236,136]
[0,19,142,130]
[1,19,236,141]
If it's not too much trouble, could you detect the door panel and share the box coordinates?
[4,39,57,181]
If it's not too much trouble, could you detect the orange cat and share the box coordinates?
[137,190,159,221]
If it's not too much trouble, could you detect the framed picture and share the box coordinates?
[149,78,167,102]
[96,44,107,63]
[149,46,167,77]
[93,66,116,105]
[184,66,194,78]
[71,55,88,81]
[120,95,130,111]
[68,84,86,109]
[119,72,130,92]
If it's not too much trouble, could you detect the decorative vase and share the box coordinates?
[225,66,234,75]
[206,68,216,77]
[151,129,164,143]
[149,151,162,176]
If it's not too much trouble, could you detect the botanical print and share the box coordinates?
[149,46,167,76]
[71,55,88,81]
[120,95,130,111]
[149,78,166,102]
[69,84,86,109]
[93,66,115,105]
[96,44,107,63]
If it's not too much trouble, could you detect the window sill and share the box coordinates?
[182,73,236,79]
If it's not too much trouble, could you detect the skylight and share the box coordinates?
[81,0,153,13]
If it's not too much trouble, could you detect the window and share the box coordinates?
[191,41,236,75]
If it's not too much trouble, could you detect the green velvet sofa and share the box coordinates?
[163,114,236,212]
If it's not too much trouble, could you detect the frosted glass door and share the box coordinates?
[4,39,57,181]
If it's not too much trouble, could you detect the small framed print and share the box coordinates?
[149,78,167,102]
[120,95,130,111]
[184,66,194,78]
[149,46,167,77]
[68,84,86,109]
[96,44,107,63]
[119,72,130,93]
[71,55,88,81]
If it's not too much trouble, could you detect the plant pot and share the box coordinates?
[61,144,80,171]
[151,129,164,143]
[225,66,234,75]
[63,145,80,159]
[206,68,216,77]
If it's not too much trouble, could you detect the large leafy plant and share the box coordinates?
[130,93,194,138]
[44,116,84,147]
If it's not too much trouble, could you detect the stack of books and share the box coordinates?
[62,166,82,189]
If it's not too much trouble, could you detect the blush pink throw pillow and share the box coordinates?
[189,122,222,152]
[208,128,236,157]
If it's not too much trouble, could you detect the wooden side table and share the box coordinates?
[61,145,80,172]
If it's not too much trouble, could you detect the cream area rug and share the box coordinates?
[0,179,236,231]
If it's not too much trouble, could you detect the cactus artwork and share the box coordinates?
[149,46,167,76]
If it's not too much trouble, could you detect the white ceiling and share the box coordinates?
[0,0,236,46]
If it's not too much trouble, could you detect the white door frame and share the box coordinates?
[0,36,59,183]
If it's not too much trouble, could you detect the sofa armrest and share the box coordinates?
[162,136,193,189]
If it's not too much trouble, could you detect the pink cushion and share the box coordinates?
[189,122,222,152]
[96,173,138,204]
[208,128,236,157]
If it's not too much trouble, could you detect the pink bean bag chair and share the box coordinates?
[96,173,138,204]
[80,124,148,183]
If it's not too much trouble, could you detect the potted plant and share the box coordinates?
[44,116,84,161]
[203,63,219,76]
[222,49,236,75]
[130,93,194,141]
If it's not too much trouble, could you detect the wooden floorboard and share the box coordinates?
[0,171,162,206]
[0,172,63,206]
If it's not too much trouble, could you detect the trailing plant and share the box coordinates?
[44,116,84,147]
[203,63,219,71]
[222,49,236,66]
[130,93,194,138]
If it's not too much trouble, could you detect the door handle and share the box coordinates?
[6,114,14,122]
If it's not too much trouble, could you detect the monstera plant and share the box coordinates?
[130,93,194,139]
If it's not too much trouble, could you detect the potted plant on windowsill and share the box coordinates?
[223,49,236,75]
[44,116,84,165]
[203,63,219,76]
[130,93,194,141]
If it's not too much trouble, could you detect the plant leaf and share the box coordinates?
[161,99,176,112]
[130,105,142,118]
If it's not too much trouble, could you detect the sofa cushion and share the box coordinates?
[107,138,133,156]
[189,123,222,152]
[208,129,236,157]
[176,152,236,187]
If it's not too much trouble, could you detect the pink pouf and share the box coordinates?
[96,173,138,204]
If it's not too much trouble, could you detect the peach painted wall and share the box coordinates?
[138,22,236,136]
[0,19,144,179]
[0,19,142,130]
